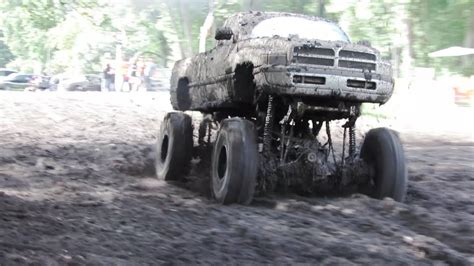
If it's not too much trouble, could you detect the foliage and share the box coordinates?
[6,58,37,73]
[0,0,472,76]
[408,0,474,75]
[0,38,15,67]
[0,0,171,74]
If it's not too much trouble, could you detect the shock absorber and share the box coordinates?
[263,95,274,152]
[349,124,356,157]
[348,105,360,157]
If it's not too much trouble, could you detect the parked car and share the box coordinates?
[148,67,171,91]
[54,74,102,91]
[0,68,17,80]
[0,73,36,90]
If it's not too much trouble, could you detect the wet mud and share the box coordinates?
[0,92,473,264]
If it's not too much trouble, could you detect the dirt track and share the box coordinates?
[0,92,473,265]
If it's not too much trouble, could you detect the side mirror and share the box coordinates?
[215,27,233,40]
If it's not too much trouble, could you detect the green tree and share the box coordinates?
[408,0,474,75]
[0,38,15,67]
[0,0,173,73]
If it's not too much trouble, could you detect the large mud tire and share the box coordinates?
[155,112,193,181]
[211,118,258,205]
[360,127,407,202]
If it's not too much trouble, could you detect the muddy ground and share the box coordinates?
[0,91,473,265]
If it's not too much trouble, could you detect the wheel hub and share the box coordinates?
[160,135,169,163]
[217,145,228,179]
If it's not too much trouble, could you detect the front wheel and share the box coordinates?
[211,118,258,205]
[359,127,407,202]
[155,112,193,181]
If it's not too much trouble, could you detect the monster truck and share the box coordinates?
[156,12,407,204]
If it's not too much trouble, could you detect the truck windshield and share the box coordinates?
[251,16,350,42]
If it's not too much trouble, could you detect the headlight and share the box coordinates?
[262,53,288,66]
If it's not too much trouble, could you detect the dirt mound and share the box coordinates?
[0,92,473,264]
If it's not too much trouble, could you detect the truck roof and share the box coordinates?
[222,11,346,40]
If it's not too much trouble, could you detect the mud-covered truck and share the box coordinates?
[156,11,407,204]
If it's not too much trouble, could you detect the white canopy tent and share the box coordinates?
[428,46,474,57]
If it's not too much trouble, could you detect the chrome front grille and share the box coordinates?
[293,47,335,66]
[292,46,377,71]
[338,50,376,71]
[339,50,376,61]
[296,57,334,66]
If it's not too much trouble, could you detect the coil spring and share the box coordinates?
[263,95,274,152]
[349,124,356,156]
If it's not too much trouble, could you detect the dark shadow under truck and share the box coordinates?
[155,12,407,204]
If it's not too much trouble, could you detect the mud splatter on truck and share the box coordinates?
[159,11,405,204]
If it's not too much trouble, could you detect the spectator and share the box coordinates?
[143,59,157,91]
[128,60,141,92]
[102,64,115,91]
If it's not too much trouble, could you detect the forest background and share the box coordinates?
[0,0,473,78]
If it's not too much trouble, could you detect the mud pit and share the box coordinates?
[0,91,473,264]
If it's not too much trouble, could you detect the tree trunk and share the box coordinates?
[178,0,194,57]
[401,6,414,78]
[248,0,254,10]
[199,0,215,53]
[164,0,186,59]
[318,0,325,18]
[462,8,474,70]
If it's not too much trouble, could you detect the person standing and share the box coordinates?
[128,60,141,92]
[102,64,115,91]
[143,59,157,91]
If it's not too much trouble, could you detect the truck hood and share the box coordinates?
[247,36,381,64]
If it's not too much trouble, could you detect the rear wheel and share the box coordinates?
[155,112,193,181]
[359,127,407,202]
[211,118,258,205]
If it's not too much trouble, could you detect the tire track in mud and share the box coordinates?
[0,92,473,264]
